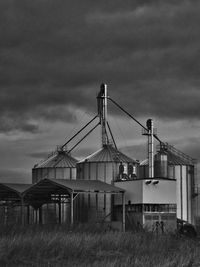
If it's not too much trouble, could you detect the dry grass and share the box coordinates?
[0,224,199,267]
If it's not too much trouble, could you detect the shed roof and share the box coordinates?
[24,179,124,195]
[50,179,125,193]
[0,183,32,200]
[79,144,137,163]
[1,183,32,193]
[33,150,78,169]
[0,179,124,203]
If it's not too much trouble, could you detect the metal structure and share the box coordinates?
[0,82,194,232]
[97,83,109,146]
[0,179,125,231]
[32,147,77,183]
[139,143,197,225]
[75,84,139,224]
[114,178,177,232]
[142,119,155,178]
[77,144,138,182]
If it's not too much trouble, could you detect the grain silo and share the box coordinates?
[77,144,139,222]
[32,147,77,224]
[77,144,138,183]
[32,147,77,183]
[76,84,139,223]
[157,143,196,225]
[139,143,196,225]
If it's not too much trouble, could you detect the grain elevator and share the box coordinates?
[28,83,198,232]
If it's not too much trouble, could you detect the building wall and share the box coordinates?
[114,179,177,232]
[77,162,118,222]
[175,165,194,224]
[114,179,176,205]
[143,212,176,232]
[114,180,143,205]
[78,162,116,183]
[139,162,195,225]
[143,179,176,204]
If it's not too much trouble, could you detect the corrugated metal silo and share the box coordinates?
[32,148,77,225]
[154,151,168,178]
[77,144,139,222]
[32,148,77,183]
[139,159,148,178]
[165,149,195,224]
[139,144,196,225]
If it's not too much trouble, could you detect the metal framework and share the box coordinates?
[0,179,126,231]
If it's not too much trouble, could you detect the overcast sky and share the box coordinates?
[0,0,200,183]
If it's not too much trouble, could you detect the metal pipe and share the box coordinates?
[148,119,154,178]
[109,97,162,143]
[122,192,125,232]
[21,197,25,226]
[61,115,98,149]
[58,197,61,224]
[27,205,30,225]
[70,192,74,226]
[96,193,98,220]
[101,84,108,146]
[68,122,100,153]
[107,121,117,150]
[109,97,147,130]
[151,119,154,178]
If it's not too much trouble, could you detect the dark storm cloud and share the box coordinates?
[0,0,200,133]
[120,143,147,161]
[172,137,200,161]
[0,168,31,184]
[0,113,39,133]
[29,146,97,161]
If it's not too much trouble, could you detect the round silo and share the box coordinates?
[139,152,168,178]
[139,145,195,225]
[139,159,148,178]
[164,149,195,224]
[32,148,77,183]
[154,151,168,178]
[76,144,139,222]
[31,148,77,225]
[77,144,139,183]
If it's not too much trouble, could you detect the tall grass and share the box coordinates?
[0,224,199,267]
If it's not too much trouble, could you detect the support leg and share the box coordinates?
[21,197,25,226]
[122,192,125,232]
[70,193,74,226]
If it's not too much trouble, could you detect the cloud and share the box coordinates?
[1,0,200,182]
[0,168,31,184]
[0,0,200,135]
[28,151,50,159]
[0,114,39,133]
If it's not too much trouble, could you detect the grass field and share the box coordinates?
[0,225,199,267]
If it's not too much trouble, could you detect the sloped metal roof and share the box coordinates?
[0,179,124,202]
[79,144,138,163]
[140,150,194,166]
[0,183,32,200]
[1,183,32,193]
[34,150,77,169]
[51,179,125,193]
[166,150,193,165]
[23,178,125,196]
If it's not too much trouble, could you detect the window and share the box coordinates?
[143,204,176,213]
